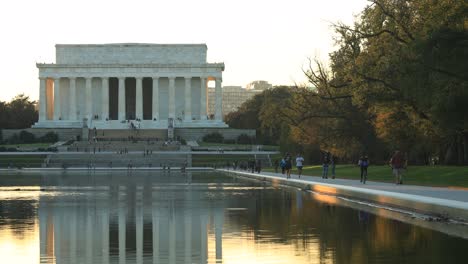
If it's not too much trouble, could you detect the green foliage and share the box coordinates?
[39,132,58,143]
[226,86,294,146]
[0,94,38,129]
[237,134,253,144]
[202,132,224,143]
[293,0,468,165]
[5,131,58,144]
[19,131,36,143]
[227,0,468,165]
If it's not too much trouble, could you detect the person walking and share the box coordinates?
[330,154,336,179]
[280,157,286,175]
[284,153,292,179]
[322,151,330,179]
[295,153,305,178]
[274,159,279,173]
[389,150,406,184]
[358,155,369,184]
[256,159,262,173]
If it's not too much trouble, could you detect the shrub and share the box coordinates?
[39,132,58,143]
[7,133,20,144]
[180,138,187,145]
[223,139,236,144]
[19,131,36,143]
[237,134,253,144]
[202,132,224,143]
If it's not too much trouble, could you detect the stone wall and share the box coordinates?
[175,128,256,141]
[56,44,207,65]
[1,128,82,141]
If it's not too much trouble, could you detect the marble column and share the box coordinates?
[215,77,222,121]
[85,209,93,263]
[53,77,61,120]
[215,209,224,261]
[39,77,47,121]
[200,77,207,120]
[168,77,176,119]
[69,78,77,120]
[169,210,176,264]
[85,77,92,119]
[101,77,109,120]
[184,211,192,264]
[184,77,192,121]
[39,209,47,257]
[152,203,160,263]
[152,77,159,121]
[136,199,143,264]
[69,210,77,263]
[136,77,143,120]
[200,214,208,264]
[102,209,109,264]
[118,77,126,121]
[118,201,126,264]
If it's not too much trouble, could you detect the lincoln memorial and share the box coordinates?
[33,43,228,129]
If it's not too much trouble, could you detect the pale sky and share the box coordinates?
[0,0,369,101]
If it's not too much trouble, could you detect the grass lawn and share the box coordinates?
[197,142,279,151]
[0,155,47,168]
[264,164,468,188]
[192,154,256,167]
[0,143,51,148]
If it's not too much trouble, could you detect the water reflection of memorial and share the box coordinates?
[39,172,225,263]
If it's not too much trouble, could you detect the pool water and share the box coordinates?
[0,171,467,264]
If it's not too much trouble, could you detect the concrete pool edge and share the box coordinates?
[219,169,468,222]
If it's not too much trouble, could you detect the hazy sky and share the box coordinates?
[0,0,369,101]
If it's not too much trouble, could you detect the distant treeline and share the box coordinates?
[0,94,38,129]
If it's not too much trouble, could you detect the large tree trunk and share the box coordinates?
[444,139,455,165]
[463,133,468,165]
[457,134,464,165]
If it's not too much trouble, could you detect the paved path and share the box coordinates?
[227,170,468,203]
[0,151,278,155]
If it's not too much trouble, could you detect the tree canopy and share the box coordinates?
[0,94,38,129]
[226,0,468,165]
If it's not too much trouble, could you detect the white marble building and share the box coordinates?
[34,43,227,129]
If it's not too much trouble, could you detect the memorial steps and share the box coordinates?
[68,141,181,152]
[93,129,168,141]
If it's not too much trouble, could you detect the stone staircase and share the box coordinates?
[93,129,168,141]
[67,140,180,152]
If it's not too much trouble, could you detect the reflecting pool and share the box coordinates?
[0,171,467,264]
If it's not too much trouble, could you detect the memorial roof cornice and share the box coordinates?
[37,62,224,70]
[55,43,208,48]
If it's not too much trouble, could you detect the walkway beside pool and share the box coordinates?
[219,169,468,221]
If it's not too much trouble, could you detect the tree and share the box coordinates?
[0,94,38,129]
[279,0,467,164]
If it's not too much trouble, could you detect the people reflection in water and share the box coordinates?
[358,210,370,225]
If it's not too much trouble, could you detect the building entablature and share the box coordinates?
[37,63,224,79]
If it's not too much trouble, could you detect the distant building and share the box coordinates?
[246,80,272,91]
[207,81,272,117]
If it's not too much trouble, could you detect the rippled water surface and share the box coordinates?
[0,171,467,264]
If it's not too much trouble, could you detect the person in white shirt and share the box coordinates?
[296,153,305,178]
